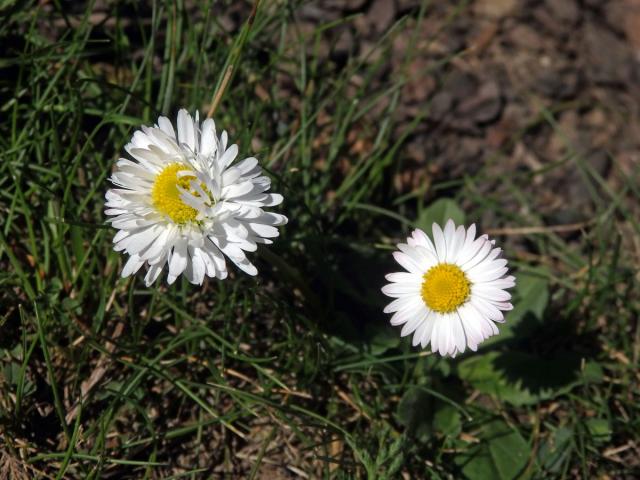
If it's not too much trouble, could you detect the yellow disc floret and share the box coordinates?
[151,163,200,224]
[421,263,471,313]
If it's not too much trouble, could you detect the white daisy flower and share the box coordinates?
[381,219,515,357]
[105,109,287,286]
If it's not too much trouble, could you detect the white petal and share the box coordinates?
[144,260,166,286]
[122,255,144,277]
[450,312,467,355]
[419,310,436,348]
[472,284,512,302]
[398,243,435,271]
[467,258,508,277]
[223,181,255,199]
[440,314,455,356]
[493,301,513,311]
[157,116,176,139]
[466,302,498,338]
[168,240,189,282]
[411,308,430,346]
[447,225,467,263]
[400,310,425,337]
[200,118,217,157]
[468,266,509,284]
[384,295,424,314]
[384,272,422,284]
[187,247,206,285]
[443,219,456,262]
[392,251,423,275]
[410,228,437,255]
[381,282,421,297]
[391,306,418,326]
[458,305,484,347]
[486,275,516,289]
[118,226,158,255]
[471,297,504,323]
[219,144,238,169]
[236,157,259,174]
[459,238,492,272]
[177,109,196,151]
[432,223,447,262]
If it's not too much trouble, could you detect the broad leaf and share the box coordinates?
[397,387,462,440]
[484,270,549,346]
[416,198,465,231]
[455,420,530,480]
[457,351,603,406]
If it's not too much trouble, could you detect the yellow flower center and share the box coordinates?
[151,163,202,224]
[421,263,471,313]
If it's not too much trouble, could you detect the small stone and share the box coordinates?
[486,103,529,148]
[332,28,355,62]
[397,0,422,12]
[448,71,478,102]
[584,22,636,85]
[622,0,640,60]
[456,81,503,125]
[473,0,518,19]
[299,5,339,21]
[534,66,580,99]
[545,0,580,25]
[429,91,453,121]
[324,0,367,10]
[585,150,611,177]
[508,23,543,50]
[368,0,397,34]
[403,58,436,103]
[532,5,565,36]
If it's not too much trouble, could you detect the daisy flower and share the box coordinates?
[105,109,287,286]
[381,220,515,357]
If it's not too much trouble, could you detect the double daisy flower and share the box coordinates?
[105,110,287,286]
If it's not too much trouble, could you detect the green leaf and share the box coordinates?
[457,351,603,406]
[368,325,401,355]
[455,420,530,480]
[397,387,461,440]
[416,198,465,231]
[585,418,612,444]
[397,387,433,441]
[509,271,549,323]
[433,404,461,437]
[483,270,549,346]
[537,427,573,473]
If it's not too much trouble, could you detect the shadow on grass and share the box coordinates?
[456,308,604,406]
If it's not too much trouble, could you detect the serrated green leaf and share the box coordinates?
[484,270,549,346]
[457,351,603,406]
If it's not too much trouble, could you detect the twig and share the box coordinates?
[206,0,262,119]
[206,65,234,119]
[334,387,371,421]
[485,221,592,236]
